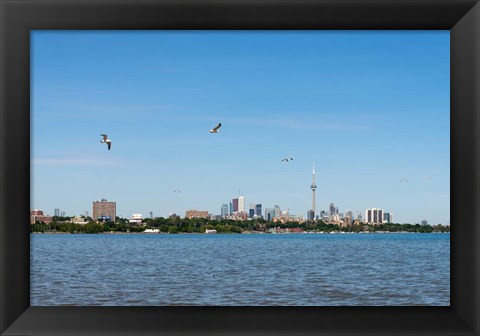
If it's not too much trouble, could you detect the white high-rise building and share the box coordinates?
[238,195,245,212]
[365,208,384,224]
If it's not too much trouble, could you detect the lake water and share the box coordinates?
[30,233,450,306]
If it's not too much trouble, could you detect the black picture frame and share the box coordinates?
[1,0,479,335]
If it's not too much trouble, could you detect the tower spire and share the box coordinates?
[311,162,317,221]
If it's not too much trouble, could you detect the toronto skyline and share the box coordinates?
[31,31,450,223]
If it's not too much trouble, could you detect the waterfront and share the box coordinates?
[31,233,450,306]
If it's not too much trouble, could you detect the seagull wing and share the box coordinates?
[101,134,108,141]
[213,123,222,131]
[107,141,111,150]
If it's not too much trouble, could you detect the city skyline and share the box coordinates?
[36,181,445,225]
[32,31,450,223]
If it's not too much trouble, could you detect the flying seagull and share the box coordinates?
[171,190,181,193]
[281,158,294,162]
[209,123,222,133]
[100,134,112,150]
[400,178,408,183]
[423,175,432,181]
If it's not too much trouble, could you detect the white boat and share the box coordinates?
[205,229,217,234]
[143,229,159,233]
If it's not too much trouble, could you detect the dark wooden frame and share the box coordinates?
[1,0,479,335]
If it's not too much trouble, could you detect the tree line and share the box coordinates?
[30,216,450,234]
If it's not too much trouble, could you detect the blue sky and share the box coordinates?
[31,31,450,224]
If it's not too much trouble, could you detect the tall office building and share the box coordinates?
[238,195,245,212]
[149,211,153,219]
[329,203,335,216]
[265,208,275,221]
[232,198,239,212]
[54,208,60,217]
[229,202,233,215]
[384,212,393,223]
[255,204,262,217]
[274,205,281,219]
[221,203,229,217]
[310,163,317,220]
[356,211,363,221]
[248,204,255,219]
[365,208,384,225]
[93,198,116,221]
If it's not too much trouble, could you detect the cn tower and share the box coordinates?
[311,162,317,219]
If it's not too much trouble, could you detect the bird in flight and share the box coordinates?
[281,158,294,162]
[423,175,432,181]
[209,123,222,133]
[100,134,112,150]
[171,190,181,193]
[400,178,408,183]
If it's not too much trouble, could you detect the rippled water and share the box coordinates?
[30,233,450,306]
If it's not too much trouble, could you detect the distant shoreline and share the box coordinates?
[31,231,450,235]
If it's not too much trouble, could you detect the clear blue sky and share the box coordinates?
[31,31,450,224]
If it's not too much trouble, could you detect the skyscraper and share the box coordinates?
[221,203,229,217]
[356,211,363,221]
[232,198,239,212]
[265,208,275,221]
[310,163,317,220]
[255,204,262,217]
[329,203,335,216]
[54,208,60,217]
[248,204,255,218]
[274,204,281,219]
[238,195,245,212]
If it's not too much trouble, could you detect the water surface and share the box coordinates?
[30,233,450,306]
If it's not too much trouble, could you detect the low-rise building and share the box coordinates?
[185,209,209,219]
[30,209,53,224]
[70,216,87,224]
[129,213,143,224]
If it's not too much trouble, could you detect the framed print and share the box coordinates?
[1,0,479,335]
